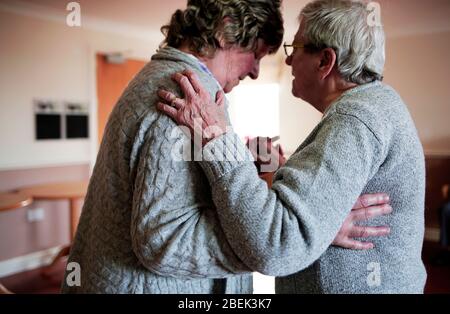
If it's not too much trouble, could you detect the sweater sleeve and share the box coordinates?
[130,114,251,279]
[199,112,384,276]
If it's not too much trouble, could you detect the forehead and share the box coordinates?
[294,19,306,41]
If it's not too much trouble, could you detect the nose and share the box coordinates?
[249,60,260,80]
[285,54,292,66]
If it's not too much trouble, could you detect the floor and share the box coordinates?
[1,241,449,294]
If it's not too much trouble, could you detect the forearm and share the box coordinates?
[199,133,336,275]
[131,124,251,279]
[132,203,252,278]
[199,123,381,276]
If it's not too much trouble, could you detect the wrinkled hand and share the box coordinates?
[332,193,392,250]
[246,136,286,173]
[157,70,228,146]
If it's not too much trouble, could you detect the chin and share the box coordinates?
[224,82,238,93]
[292,86,300,98]
[292,87,306,100]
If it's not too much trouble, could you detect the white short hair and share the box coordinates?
[300,0,385,84]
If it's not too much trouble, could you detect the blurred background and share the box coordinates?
[0,0,449,294]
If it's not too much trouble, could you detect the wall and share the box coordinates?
[384,31,450,154]
[0,9,159,170]
[0,164,89,265]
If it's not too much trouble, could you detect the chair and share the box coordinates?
[0,283,12,294]
[0,192,33,294]
[443,184,449,201]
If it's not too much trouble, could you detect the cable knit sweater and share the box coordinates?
[199,81,427,293]
[61,47,253,294]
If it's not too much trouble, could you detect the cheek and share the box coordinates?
[239,56,255,74]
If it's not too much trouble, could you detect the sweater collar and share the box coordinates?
[322,80,382,118]
[151,46,221,89]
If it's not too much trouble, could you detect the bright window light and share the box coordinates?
[227,84,280,140]
[253,272,275,294]
[227,83,278,294]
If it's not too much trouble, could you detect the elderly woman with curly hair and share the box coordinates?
[62,0,392,294]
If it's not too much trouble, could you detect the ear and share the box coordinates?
[216,17,233,49]
[217,36,227,49]
[318,48,337,80]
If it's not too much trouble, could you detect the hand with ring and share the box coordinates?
[157,70,228,146]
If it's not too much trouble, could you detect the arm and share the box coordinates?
[156,71,390,276]
[130,114,251,279]
[198,114,384,276]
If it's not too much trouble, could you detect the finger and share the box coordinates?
[271,135,280,142]
[353,193,390,209]
[215,90,225,107]
[157,89,177,103]
[172,72,197,98]
[156,102,178,120]
[278,144,285,156]
[256,137,271,151]
[351,204,393,221]
[349,225,391,238]
[273,144,282,157]
[183,70,203,94]
[157,89,184,109]
[334,237,374,250]
[170,98,184,109]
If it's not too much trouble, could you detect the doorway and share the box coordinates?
[96,53,146,144]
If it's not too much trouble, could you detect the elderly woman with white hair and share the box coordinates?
[158,0,427,293]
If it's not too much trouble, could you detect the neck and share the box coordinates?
[176,43,222,84]
[177,44,213,67]
[314,78,358,113]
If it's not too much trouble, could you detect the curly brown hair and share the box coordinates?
[160,0,284,57]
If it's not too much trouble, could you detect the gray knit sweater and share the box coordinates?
[61,47,253,294]
[199,81,427,293]
[62,46,426,293]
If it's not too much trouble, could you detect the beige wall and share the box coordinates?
[0,10,159,170]
[384,32,450,154]
[0,164,90,263]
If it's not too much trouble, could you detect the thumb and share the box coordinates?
[215,90,225,107]
[277,144,285,156]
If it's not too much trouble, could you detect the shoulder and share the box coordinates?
[330,82,405,145]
